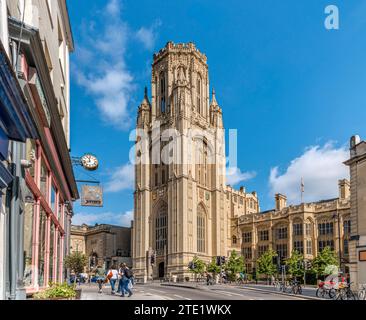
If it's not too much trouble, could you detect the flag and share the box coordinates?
[301,178,304,193]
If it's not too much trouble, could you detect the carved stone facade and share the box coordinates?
[238,180,351,274]
[132,42,259,282]
[345,135,366,290]
[71,224,132,270]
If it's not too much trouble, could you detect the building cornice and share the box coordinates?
[57,0,75,52]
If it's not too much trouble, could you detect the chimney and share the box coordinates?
[338,179,350,199]
[275,194,287,211]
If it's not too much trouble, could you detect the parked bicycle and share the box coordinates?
[358,284,366,300]
[316,280,337,299]
[289,278,302,295]
[334,282,356,300]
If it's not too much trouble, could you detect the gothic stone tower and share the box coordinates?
[132,42,229,282]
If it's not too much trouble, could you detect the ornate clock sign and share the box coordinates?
[81,154,99,171]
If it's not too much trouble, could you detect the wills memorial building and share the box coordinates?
[132,42,259,282]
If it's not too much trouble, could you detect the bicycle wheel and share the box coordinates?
[297,285,302,295]
[358,290,366,301]
[316,288,325,298]
[347,290,356,300]
[328,288,336,299]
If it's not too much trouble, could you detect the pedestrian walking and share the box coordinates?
[119,263,133,298]
[107,265,119,294]
[94,265,106,294]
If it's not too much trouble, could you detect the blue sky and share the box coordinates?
[69,0,366,226]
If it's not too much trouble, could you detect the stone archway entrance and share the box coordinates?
[158,262,165,278]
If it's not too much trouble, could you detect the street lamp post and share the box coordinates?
[333,213,342,272]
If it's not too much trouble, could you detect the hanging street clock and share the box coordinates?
[81,154,99,171]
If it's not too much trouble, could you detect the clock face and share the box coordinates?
[81,154,99,171]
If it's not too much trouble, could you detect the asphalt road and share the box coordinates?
[137,283,308,300]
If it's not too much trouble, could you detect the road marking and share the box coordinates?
[215,290,234,297]
[150,289,166,294]
[173,294,192,300]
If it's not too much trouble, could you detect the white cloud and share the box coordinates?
[72,210,133,228]
[269,142,349,204]
[136,20,161,50]
[74,0,159,129]
[105,163,134,192]
[226,167,256,186]
[106,0,121,16]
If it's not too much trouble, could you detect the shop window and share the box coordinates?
[51,184,56,213]
[23,200,35,287]
[40,160,49,199]
[49,223,54,282]
[38,209,47,286]
[25,139,36,179]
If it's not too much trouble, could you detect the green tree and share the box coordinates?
[311,247,339,277]
[188,256,206,276]
[64,251,88,276]
[207,257,220,274]
[225,250,245,281]
[285,250,304,278]
[257,249,277,282]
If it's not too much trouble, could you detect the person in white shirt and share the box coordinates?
[107,265,119,294]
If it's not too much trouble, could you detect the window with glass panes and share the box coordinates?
[258,230,269,241]
[293,240,304,253]
[306,240,312,255]
[276,227,287,240]
[242,247,252,259]
[258,245,269,257]
[242,232,252,243]
[276,244,288,259]
[318,240,334,251]
[318,222,333,235]
[343,220,351,236]
[293,223,303,236]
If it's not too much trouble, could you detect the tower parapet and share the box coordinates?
[153,41,207,65]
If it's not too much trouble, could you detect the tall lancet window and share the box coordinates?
[197,76,202,114]
[160,72,166,114]
[197,205,206,253]
[155,206,168,254]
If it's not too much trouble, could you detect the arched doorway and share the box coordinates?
[158,262,165,278]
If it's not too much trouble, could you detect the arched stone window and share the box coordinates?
[160,72,166,113]
[195,140,210,187]
[155,204,167,254]
[197,205,206,253]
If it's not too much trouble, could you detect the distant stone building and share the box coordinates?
[238,180,351,274]
[345,135,366,290]
[71,224,132,270]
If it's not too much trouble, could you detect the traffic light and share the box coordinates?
[216,256,221,266]
[304,260,312,271]
[150,253,156,265]
[272,256,278,266]
[188,261,196,270]
[221,256,226,265]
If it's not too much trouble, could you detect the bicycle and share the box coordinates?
[316,280,336,299]
[358,284,366,300]
[335,282,356,300]
[289,279,302,295]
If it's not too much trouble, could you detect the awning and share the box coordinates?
[0,40,38,142]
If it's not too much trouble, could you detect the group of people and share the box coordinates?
[94,263,134,297]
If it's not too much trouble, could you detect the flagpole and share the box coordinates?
[301,178,304,203]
